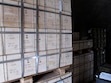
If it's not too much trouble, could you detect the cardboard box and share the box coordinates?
[24,58,36,77]
[47,54,59,70]
[24,34,36,52]
[38,56,47,73]
[3,34,21,54]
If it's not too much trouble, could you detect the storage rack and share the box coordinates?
[0,0,73,83]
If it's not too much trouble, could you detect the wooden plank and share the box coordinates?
[6,60,22,81]
[38,56,47,73]
[24,34,36,52]
[47,54,59,70]
[3,34,21,54]
[20,76,33,83]
[24,58,36,77]
[24,9,36,31]
[60,52,72,67]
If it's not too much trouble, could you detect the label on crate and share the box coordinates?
[0,64,5,83]
[38,56,47,73]
[24,58,36,76]
[24,34,36,52]
[4,34,20,54]
[47,54,59,70]
[6,61,22,81]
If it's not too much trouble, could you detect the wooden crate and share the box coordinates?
[23,0,36,8]
[38,34,46,56]
[24,58,36,77]
[38,11,60,32]
[24,9,36,31]
[2,0,21,5]
[3,34,21,54]
[61,15,72,33]
[24,34,36,52]
[0,63,5,82]
[47,54,59,70]
[62,0,71,15]
[6,60,22,81]
[38,0,59,12]
[61,34,72,52]
[79,55,85,65]
[60,52,72,67]
[0,5,21,28]
[38,56,47,73]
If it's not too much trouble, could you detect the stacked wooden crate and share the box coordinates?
[73,32,94,83]
[0,0,72,83]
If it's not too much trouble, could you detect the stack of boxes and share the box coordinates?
[0,0,72,82]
